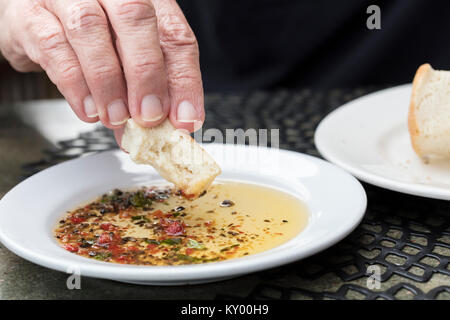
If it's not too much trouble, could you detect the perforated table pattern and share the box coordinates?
[21,88,450,300]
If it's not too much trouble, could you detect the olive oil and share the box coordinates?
[55,181,309,265]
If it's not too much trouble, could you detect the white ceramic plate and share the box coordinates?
[315,84,450,200]
[0,145,366,285]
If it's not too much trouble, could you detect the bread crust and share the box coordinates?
[408,63,432,158]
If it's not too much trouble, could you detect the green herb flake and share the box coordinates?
[130,192,152,207]
[161,238,182,245]
[94,252,112,261]
[145,239,160,245]
[131,215,149,222]
[187,239,206,250]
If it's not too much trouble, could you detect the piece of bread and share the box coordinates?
[408,64,450,162]
[121,119,221,196]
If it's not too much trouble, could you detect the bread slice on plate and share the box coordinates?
[121,119,221,197]
[408,63,450,162]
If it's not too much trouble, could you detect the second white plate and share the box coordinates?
[315,84,450,200]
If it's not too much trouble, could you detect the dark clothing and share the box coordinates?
[178,0,450,91]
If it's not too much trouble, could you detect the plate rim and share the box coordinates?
[0,145,367,283]
[315,84,450,201]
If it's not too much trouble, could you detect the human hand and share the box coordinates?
[0,0,204,135]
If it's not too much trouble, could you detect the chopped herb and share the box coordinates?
[93,252,112,261]
[131,215,149,222]
[176,254,200,263]
[161,238,182,245]
[187,239,206,250]
[130,192,152,207]
[145,239,160,245]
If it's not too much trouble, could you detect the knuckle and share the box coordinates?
[128,55,165,77]
[36,28,66,53]
[65,1,107,34]
[115,0,156,25]
[88,64,122,82]
[159,14,198,49]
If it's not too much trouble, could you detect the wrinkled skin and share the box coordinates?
[0,0,204,145]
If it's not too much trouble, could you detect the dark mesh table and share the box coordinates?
[17,88,450,300]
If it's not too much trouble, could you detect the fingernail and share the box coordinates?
[107,99,129,125]
[177,100,199,123]
[83,95,98,118]
[141,95,164,122]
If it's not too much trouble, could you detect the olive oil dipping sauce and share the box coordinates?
[55,182,309,265]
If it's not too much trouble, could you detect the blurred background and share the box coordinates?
[1,0,450,101]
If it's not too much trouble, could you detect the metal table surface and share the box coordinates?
[0,73,449,300]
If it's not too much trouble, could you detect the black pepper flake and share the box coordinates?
[282,220,288,223]
[113,189,123,196]
[220,200,235,207]
[174,206,185,212]
[264,219,270,222]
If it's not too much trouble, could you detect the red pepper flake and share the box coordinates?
[63,244,79,253]
[152,210,164,218]
[109,244,125,255]
[161,218,185,236]
[147,244,159,254]
[97,232,113,245]
[100,223,113,231]
[116,255,133,264]
[185,248,194,255]
[70,217,86,224]
[179,190,196,200]
[119,211,129,219]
